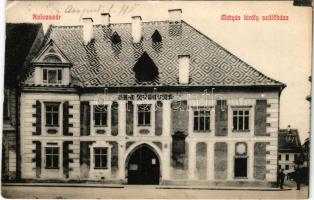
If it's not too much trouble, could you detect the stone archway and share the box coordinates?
[125,143,162,185]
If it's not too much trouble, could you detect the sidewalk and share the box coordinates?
[2,182,291,191]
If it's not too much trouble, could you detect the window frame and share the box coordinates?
[193,108,211,132]
[137,104,151,126]
[45,146,59,169]
[232,108,250,132]
[93,105,108,127]
[45,102,60,127]
[43,68,62,85]
[94,147,108,169]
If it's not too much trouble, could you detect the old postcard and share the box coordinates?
[2,1,312,199]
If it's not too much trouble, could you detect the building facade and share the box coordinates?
[3,23,44,180]
[278,127,302,173]
[20,10,285,186]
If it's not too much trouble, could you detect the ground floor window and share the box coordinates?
[94,148,108,169]
[45,147,59,169]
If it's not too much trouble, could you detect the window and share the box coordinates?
[278,165,281,169]
[233,109,249,131]
[138,104,151,126]
[285,165,289,170]
[45,147,59,169]
[94,148,108,169]
[43,69,62,84]
[94,105,108,127]
[45,103,59,126]
[286,154,289,161]
[278,154,281,161]
[234,142,248,178]
[294,154,297,161]
[193,109,210,132]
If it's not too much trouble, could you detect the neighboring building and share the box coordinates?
[278,127,303,173]
[19,10,285,186]
[304,75,311,168]
[2,23,44,180]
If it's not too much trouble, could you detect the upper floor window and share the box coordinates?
[94,147,108,169]
[43,69,62,84]
[278,154,281,161]
[286,154,289,161]
[138,104,151,126]
[193,109,210,132]
[45,147,59,169]
[233,109,249,131]
[94,105,108,127]
[45,103,59,126]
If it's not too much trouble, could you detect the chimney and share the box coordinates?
[82,17,94,44]
[168,9,182,22]
[131,16,142,43]
[178,55,190,84]
[101,13,110,26]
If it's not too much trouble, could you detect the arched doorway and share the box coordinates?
[126,145,160,185]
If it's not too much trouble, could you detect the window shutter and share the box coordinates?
[215,100,228,136]
[126,101,133,136]
[80,142,91,168]
[32,141,41,178]
[63,101,70,136]
[171,100,188,134]
[63,141,71,178]
[214,142,228,180]
[35,100,41,135]
[80,101,90,136]
[255,100,267,136]
[155,101,163,136]
[254,142,267,180]
[111,101,119,136]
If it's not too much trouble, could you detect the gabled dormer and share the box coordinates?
[32,40,72,86]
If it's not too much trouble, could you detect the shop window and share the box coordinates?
[138,104,151,126]
[45,147,59,169]
[233,109,249,131]
[94,148,108,169]
[193,109,210,132]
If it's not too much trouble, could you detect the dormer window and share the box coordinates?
[111,32,121,44]
[43,69,62,84]
[32,40,72,86]
[151,30,162,43]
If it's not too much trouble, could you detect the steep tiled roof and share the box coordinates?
[278,129,303,153]
[40,21,284,88]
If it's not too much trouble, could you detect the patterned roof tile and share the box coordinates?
[41,20,285,88]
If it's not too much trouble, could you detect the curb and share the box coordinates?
[2,183,292,191]
[2,183,124,189]
[156,186,292,191]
